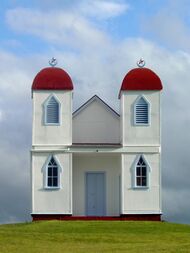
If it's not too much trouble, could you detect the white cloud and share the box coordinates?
[142,0,190,52]
[144,12,190,51]
[0,50,32,96]
[79,0,129,19]
[0,110,3,122]
[6,8,109,49]
[0,50,34,223]
[22,0,129,19]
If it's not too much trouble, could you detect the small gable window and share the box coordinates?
[44,95,60,125]
[134,96,150,125]
[132,155,150,189]
[42,155,62,189]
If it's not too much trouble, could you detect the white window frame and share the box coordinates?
[43,94,61,126]
[132,154,151,189]
[134,95,150,126]
[42,155,62,190]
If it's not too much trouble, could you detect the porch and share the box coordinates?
[72,153,121,217]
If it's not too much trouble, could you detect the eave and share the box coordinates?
[31,144,161,154]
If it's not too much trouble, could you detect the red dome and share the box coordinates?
[120,67,162,93]
[32,67,73,90]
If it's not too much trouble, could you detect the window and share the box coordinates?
[47,157,58,187]
[134,96,150,125]
[42,155,62,189]
[44,95,60,125]
[136,156,147,187]
[132,155,150,188]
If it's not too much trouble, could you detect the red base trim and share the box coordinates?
[32,214,161,221]
[120,214,161,221]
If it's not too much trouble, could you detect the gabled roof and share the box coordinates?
[73,95,120,118]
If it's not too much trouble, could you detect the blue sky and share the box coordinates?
[1,0,188,55]
[0,0,190,224]
[1,0,190,60]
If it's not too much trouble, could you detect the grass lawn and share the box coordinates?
[0,221,190,253]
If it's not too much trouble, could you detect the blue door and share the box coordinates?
[86,173,106,216]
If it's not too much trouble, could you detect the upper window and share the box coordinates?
[42,155,62,189]
[134,96,150,125]
[44,95,60,125]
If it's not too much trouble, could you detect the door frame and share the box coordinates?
[85,171,106,216]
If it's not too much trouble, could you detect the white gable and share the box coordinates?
[72,96,120,144]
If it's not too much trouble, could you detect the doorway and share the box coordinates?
[86,172,106,216]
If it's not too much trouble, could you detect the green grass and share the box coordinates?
[0,221,190,253]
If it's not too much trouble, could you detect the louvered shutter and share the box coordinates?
[135,97,148,124]
[46,97,59,124]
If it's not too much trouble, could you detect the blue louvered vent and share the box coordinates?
[135,97,148,124]
[46,97,59,124]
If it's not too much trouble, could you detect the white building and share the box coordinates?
[31,62,163,221]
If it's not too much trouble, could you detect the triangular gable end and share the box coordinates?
[72,95,120,144]
[73,95,120,118]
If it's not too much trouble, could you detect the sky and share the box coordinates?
[0,0,190,224]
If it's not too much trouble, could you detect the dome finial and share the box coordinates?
[137,58,145,68]
[49,57,58,67]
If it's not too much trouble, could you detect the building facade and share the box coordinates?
[31,63,163,221]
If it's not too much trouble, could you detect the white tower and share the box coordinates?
[119,61,163,220]
[31,62,74,220]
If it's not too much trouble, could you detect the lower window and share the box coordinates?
[44,156,61,189]
[135,156,148,188]
[47,163,58,187]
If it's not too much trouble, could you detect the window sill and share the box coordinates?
[44,123,61,126]
[134,123,150,127]
[133,186,149,190]
[44,186,61,190]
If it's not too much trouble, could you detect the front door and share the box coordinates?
[86,172,106,216]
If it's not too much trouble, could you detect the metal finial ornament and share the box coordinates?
[137,58,145,68]
[49,57,58,67]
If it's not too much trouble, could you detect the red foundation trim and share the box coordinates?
[120,214,161,221]
[32,214,72,221]
[32,214,161,221]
